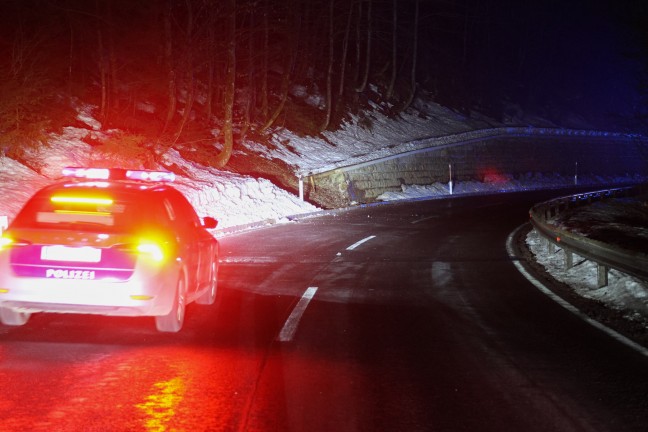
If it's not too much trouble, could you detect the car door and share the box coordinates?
[165,191,211,294]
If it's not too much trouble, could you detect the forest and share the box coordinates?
[0,0,645,171]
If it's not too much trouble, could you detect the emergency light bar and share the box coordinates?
[62,167,110,180]
[62,167,175,182]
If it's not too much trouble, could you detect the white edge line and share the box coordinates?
[277,287,318,342]
[346,235,377,251]
[506,225,648,358]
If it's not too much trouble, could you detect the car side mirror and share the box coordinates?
[202,216,218,229]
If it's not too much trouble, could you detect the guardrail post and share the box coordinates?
[565,250,574,270]
[298,176,304,201]
[597,263,609,288]
[448,163,453,195]
[544,238,556,254]
[531,185,648,286]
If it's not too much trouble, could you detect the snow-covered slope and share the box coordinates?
[0,97,499,228]
[1,97,647,337]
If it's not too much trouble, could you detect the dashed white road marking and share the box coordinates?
[346,235,377,250]
[277,287,318,342]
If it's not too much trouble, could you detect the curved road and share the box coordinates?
[1,191,648,431]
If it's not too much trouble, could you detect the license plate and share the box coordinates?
[41,246,101,263]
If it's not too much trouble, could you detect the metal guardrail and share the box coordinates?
[529,185,648,286]
[300,126,645,178]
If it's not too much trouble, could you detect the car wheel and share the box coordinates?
[155,274,186,333]
[0,307,30,326]
[196,259,217,305]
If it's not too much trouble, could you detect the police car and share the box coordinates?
[0,167,219,332]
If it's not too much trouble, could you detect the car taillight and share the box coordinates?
[136,242,165,262]
[0,236,29,250]
[0,236,14,250]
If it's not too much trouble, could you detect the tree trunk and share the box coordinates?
[386,0,397,99]
[206,24,214,120]
[241,8,255,140]
[261,3,269,119]
[211,0,236,168]
[356,0,371,93]
[174,77,194,143]
[173,0,195,142]
[338,1,353,97]
[403,0,419,109]
[353,1,362,86]
[321,0,335,131]
[260,0,299,133]
[106,1,118,110]
[97,25,107,120]
[259,60,292,133]
[162,0,176,134]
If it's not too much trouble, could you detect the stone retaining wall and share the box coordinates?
[304,134,648,208]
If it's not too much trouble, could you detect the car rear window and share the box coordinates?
[12,189,171,232]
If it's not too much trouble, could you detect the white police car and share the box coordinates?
[0,167,219,332]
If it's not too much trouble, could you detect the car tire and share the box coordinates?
[196,259,218,305]
[0,307,30,326]
[155,273,186,333]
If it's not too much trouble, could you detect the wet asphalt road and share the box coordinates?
[1,191,648,431]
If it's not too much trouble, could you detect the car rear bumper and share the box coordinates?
[0,271,178,317]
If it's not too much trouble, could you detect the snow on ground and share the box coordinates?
[0,97,497,228]
[0,99,647,332]
[246,95,498,175]
[526,229,648,326]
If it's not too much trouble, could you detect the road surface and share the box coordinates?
[1,191,647,431]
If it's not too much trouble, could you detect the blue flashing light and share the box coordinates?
[126,170,175,182]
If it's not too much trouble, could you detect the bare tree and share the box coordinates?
[261,1,269,119]
[386,0,398,99]
[173,0,196,142]
[403,0,419,109]
[338,0,354,97]
[321,0,335,131]
[356,0,372,93]
[161,0,176,134]
[96,23,107,121]
[260,0,300,132]
[211,0,236,167]
[205,16,215,120]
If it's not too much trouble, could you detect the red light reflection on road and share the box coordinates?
[136,376,186,431]
[0,343,257,431]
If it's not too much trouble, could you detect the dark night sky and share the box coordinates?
[423,0,647,129]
